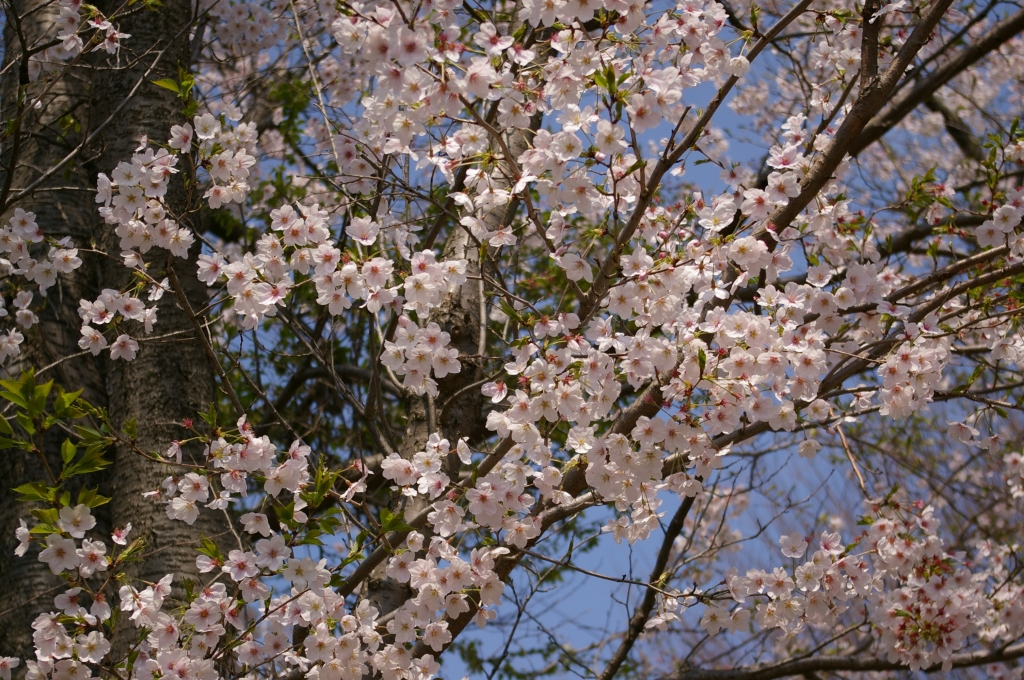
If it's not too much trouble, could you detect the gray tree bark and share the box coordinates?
[86,0,234,629]
[0,0,230,665]
[0,0,107,662]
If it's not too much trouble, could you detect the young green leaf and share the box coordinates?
[60,439,77,465]
[13,481,54,503]
[151,78,180,93]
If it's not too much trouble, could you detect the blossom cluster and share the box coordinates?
[0,208,83,361]
[163,420,312,524]
[4,0,1024,675]
[700,499,1024,673]
[28,0,130,83]
[10,422,523,680]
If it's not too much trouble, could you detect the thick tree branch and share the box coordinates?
[578,0,816,321]
[662,639,1024,680]
[851,8,1024,157]
[761,0,957,236]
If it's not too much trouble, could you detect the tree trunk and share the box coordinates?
[87,0,231,609]
[0,0,106,663]
[0,0,230,664]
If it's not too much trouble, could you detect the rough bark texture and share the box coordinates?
[0,0,106,662]
[0,0,229,664]
[87,0,231,614]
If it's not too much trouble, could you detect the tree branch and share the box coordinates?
[598,496,697,680]
[851,8,1024,157]
[663,639,1024,680]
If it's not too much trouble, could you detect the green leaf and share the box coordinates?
[0,377,23,394]
[30,508,59,526]
[304,461,340,509]
[196,535,222,561]
[697,348,706,377]
[123,417,137,440]
[76,426,104,442]
[177,67,195,98]
[0,390,28,409]
[951,364,986,394]
[151,78,180,93]
[320,515,342,533]
[353,529,368,553]
[77,486,111,508]
[603,64,616,96]
[54,388,83,417]
[64,448,111,477]
[199,402,218,429]
[380,508,415,534]
[0,415,12,435]
[61,439,77,465]
[125,649,139,676]
[302,530,324,546]
[15,412,35,435]
[29,379,54,414]
[13,481,54,503]
[117,537,146,562]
